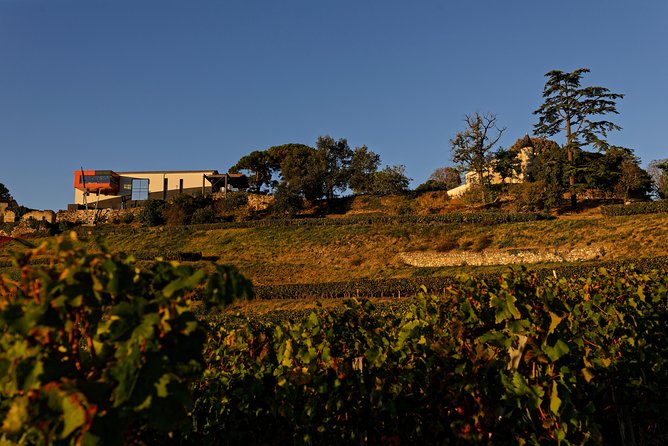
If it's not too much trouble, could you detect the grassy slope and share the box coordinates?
[82,212,668,285]
[3,212,666,286]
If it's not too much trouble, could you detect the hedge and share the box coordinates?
[601,200,668,216]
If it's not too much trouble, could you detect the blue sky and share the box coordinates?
[1,0,666,210]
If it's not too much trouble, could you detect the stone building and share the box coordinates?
[0,201,13,223]
[447,134,535,197]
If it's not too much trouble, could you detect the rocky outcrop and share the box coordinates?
[400,246,605,267]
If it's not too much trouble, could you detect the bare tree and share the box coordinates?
[615,158,650,201]
[648,159,668,199]
[450,112,505,196]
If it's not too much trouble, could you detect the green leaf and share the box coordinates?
[542,339,570,362]
[61,394,87,439]
[278,340,293,367]
[132,313,160,343]
[321,345,331,363]
[305,312,319,329]
[490,293,520,323]
[581,367,595,383]
[549,381,561,415]
[80,432,102,446]
[507,319,530,334]
[155,374,171,398]
[110,347,141,407]
[365,346,386,368]
[163,269,205,298]
[637,285,646,302]
[18,357,44,391]
[1,396,28,433]
[502,372,544,409]
[478,330,511,348]
[548,311,563,335]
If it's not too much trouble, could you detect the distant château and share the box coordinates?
[447,134,534,197]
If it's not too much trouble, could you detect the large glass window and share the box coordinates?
[131,178,149,201]
[81,175,118,186]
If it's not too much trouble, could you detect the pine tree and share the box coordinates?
[534,68,623,207]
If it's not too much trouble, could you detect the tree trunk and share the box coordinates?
[566,117,577,208]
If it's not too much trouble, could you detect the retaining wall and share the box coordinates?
[400,246,605,267]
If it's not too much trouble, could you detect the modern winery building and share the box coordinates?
[70,169,247,209]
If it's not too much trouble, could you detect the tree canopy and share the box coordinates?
[426,167,461,190]
[0,183,12,202]
[534,68,624,207]
[229,144,312,193]
[348,146,381,194]
[229,136,409,202]
[316,136,353,200]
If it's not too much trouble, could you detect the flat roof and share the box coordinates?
[116,170,220,175]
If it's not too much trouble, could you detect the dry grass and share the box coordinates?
[4,213,668,286]
[129,213,668,284]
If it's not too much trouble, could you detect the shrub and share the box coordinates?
[121,212,135,224]
[191,206,217,224]
[56,220,76,234]
[510,182,551,212]
[163,194,212,226]
[26,217,45,230]
[269,184,304,217]
[393,197,415,215]
[138,198,166,226]
[471,233,493,251]
[435,237,458,252]
[460,184,495,205]
[216,192,249,214]
[415,179,450,193]
[0,222,14,234]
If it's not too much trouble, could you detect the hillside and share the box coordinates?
[4,199,667,288]
[71,212,668,286]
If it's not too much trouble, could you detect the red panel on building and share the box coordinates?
[74,170,120,195]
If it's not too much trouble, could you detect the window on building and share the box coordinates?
[80,175,119,187]
[131,178,149,201]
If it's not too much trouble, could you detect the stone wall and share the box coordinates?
[2,210,15,223]
[400,246,605,267]
[22,210,56,224]
[57,208,140,224]
[211,192,273,211]
[247,193,273,211]
[0,202,15,223]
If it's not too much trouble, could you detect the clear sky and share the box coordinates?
[1,0,666,210]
